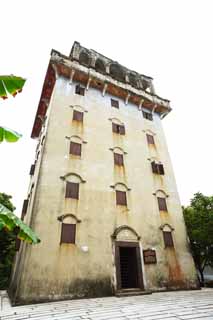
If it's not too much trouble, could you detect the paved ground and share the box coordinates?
[1,289,213,320]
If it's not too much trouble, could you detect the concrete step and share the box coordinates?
[115,288,152,297]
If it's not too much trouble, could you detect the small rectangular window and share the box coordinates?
[61,223,76,244]
[143,249,157,264]
[151,161,158,174]
[75,84,85,96]
[112,123,125,135]
[111,99,119,108]
[146,134,155,145]
[15,238,21,251]
[143,110,153,121]
[65,182,79,199]
[29,164,35,175]
[158,164,164,175]
[116,190,127,206]
[21,199,29,219]
[73,110,83,122]
[157,197,167,211]
[151,162,165,175]
[114,153,124,166]
[163,231,174,247]
[70,142,81,156]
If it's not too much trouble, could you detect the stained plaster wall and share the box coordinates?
[10,76,198,304]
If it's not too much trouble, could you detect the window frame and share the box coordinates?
[163,231,174,248]
[116,190,127,206]
[65,181,79,199]
[151,161,165,175]
[142,110,153,121]
[157,197,168,211]
[73,110,84,122]
[75,84,85,96]
[146,134,155,145]
[60,223,76,244]
[114,153,124,166]
[111,99,119,109]
[143,249,157,264]
[112,123,125,135]
[70,141,82,156]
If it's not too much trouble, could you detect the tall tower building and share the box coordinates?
[10,42,198,304]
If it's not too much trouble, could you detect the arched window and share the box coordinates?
[59,214,81,244]
[109,63,126,82]
[79,51,90,67]
[61,173,86,200]
[160,224,174,248]
[111,182,130,207]
[95,59,105,73]
[111,118,125,135]
[154,190,168,212]
[112,147,125,166]
[69,136,82,156]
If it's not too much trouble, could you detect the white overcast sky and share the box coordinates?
[1,0,213,215]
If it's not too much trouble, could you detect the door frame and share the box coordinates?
[115,241,144,291]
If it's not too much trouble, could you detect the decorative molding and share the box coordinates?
[60,172,86,183]
[65,135,87,144]
[57,213,81,223]
[153,189,169,198]
[102,82,108,97]
[108,117,124,125]
[110,182,131,191]
[142,129,156,136]
[109,146,127,154]
[86,77,92,90]
[111,225,141,240]
[139,98,144,110]
[69,69,75,85]
[159,223,174,231]
[125,92,131,105]
[69,105,88,113]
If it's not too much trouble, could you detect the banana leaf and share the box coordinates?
[0,204,40,244]
[0,75,26,99]
[0,127,22,143]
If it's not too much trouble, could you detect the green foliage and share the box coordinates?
[0,127,22,143]
[0,75,25,143]
[0,75,26,99]
[183,192,213,284]
[0,203,40,244]
[0,193,16,289]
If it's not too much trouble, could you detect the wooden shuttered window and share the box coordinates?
[151,161,165,175]
[114,153,124,166]
[73,110,84,122]
[163,231,174,247]
[158,164,164,175]
[146,134,155,145]
[15,238,21,251]
[116,190,127,206]
[143,111,153,121]
[157,197,167,211]
[61,223,76,244]
[70,142,81,156]
[143,249,157,264]
[29,164,35,175]
[151,161,158,174]
[112,123,125,135]
[75,84,85,96]
[65,182,79,199]
[21,199,29,220]
[111,99,119,108]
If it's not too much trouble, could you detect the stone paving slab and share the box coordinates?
[1,289,213,320]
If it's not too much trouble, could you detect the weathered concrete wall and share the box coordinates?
[10,76,198,305]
